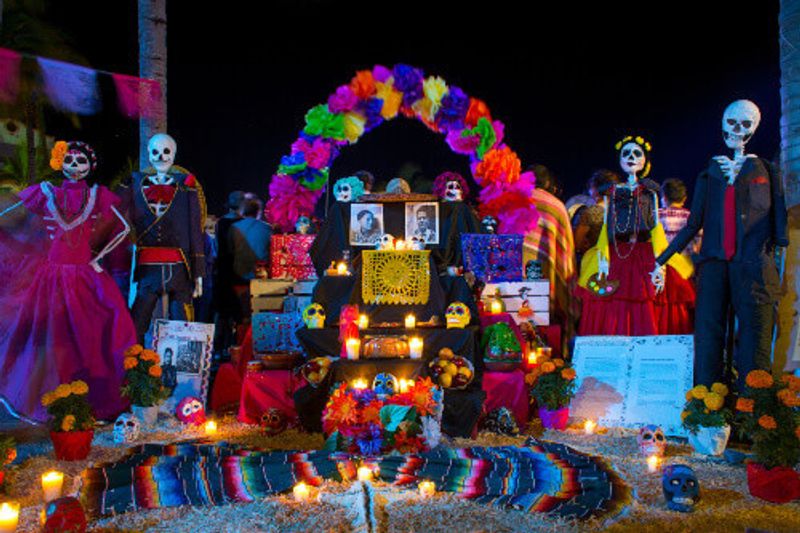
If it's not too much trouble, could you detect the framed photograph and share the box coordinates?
[153,320,215,413]
[405,202,439,245]
[349,203,384,246]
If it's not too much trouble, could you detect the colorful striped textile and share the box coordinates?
[80,439,630,522]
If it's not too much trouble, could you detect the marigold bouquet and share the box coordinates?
[527,355,577,410]
[120,344,170,407]
[40,380,94,432]
[681,382,732,433]
[735,370,800,469]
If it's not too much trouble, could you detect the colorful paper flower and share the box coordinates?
[265,174,324,232]
[303,104,346,140]
[357,423,383,456]
[350,70,376,99]
[465,97,491,128]
[344,111,366,143]
[328,85,358,113]
[278,152,307,176]
[445,128,480,155]
[392,64,424,107]
[474,146,522,186]
[290,137,334,170]
[357,97,385,132]
[375,81,402,119]
[436,85,469,131]
[462,117,497,159]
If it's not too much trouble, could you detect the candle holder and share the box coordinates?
[41,470,64,503]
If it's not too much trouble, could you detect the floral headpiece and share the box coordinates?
[49,140,98,173]
[433,171,470,199]
[49,141,69,170]
[615,135,652,178]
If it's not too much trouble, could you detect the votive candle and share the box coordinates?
[404,314,416,329]
[351,378,369,390]
[41,470,63,502]
[584,420,596,435]
[418,480,436,498]
[346,338,361,360]
[336,262,348,275]
[409,337,423,359]
[204,420,218,436]
[293,481,311,502]
[647,455,661,473]
[357,466,374,482]
[357,314,369,330]
[0,502,19,533]
[490,300,503,315]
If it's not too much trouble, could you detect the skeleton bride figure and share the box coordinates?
[0,141,136,421]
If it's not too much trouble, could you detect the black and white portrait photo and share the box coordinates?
[153,320,215,413]
[349,203,384,246]
[405,202,439,245]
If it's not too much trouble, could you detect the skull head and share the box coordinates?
[722,99,761,152]
[377,233,395,250]
[619,141,646,179]
[444,180,463,202]
[147,133,177,175]
[446,302,471,329]
[481,215,498,234]
[260,408,287,435]
[638,424,667,457]
[302,303,326,329]
[295,215,312,234]
[175,396,206,426]
[113,413,140,444]
[333,176,364,203]
[662,464,700,512]
[408,235,426,250]
[386,177,411,194]
[372,373,399,399]
[62,149,92,181]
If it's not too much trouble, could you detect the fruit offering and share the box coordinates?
[428,348,474,389]
[302,356,334,386]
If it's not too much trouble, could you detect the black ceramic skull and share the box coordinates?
[662,464,699,512]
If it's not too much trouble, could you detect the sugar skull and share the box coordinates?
[615,135,651,181]
[722,99,760,152]
[446,302,471,329]
[303,303,326,329]
[372,373,399,399]
[481,215,498,234]
[295,215,312,234]
[662,464,699,512]
[333,176,365,203]
[408,235,426,250]
[147,133,177,175]
[638,424,667,457]
[377,233,395,250]
[53,141,97,182]
[260,408,288,435]
[433,171,469,202]
[176,396,206,425]
[113,413,140,444]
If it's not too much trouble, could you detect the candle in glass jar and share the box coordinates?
[409,337,423,359]
[584,420,596,435]
[41,470,63,502]
[293,482,311,502]
[204,420,218,436]
[336,262,348,275]
[0,502,19,533]
[646,455,661,473]
[346,338,361,360]
[357,314,369,330]
[404,314,416,329]
[418,480,436,498]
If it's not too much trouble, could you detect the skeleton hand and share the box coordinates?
[193,277,203,299]
[650,262,665,293]
[89,259,103,273]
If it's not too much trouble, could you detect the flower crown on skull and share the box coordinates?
[49,140,98,173]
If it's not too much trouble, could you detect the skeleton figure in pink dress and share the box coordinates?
[0,141,136,421]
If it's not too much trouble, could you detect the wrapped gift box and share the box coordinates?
[270,234,317,280]
[483,280,550,325]
[252,311,305,353]
[460,234,523,283]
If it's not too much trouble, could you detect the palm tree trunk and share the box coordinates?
[138,0,167,169]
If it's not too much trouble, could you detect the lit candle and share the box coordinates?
[395,240,405,250]
[584,420,596,435]
[204,420,218,436]
[346,338,361,360]
[418,480,436,498]
[336,262,348,275]
[41,470,63,502]
[527,349,539,367]
[351,378,369,390]
[490,300,503,315]
[0,502,19,533]
[293,481,311,502]
[40,507,46,526]
[357,314,369,330]
[409,337,423,359]
[357,466,374,482]
[404,314,416,329]
[647,455,661,473]
[399,379,414,393]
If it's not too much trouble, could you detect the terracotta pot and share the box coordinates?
[746,462,800,503]
[132,405,160,427]
[50,430,93,461]
[687,425,730,456]
[538,406,569,430]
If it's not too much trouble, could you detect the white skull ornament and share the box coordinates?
[113,413,140,444]
[722,99,761,152]
[619,142,646,179]
[638,424,667,457]
[62,149,92,181]
[148,133,177,175]
[444,179,463,202]
[408,235,426,250]
[446,302,471,329]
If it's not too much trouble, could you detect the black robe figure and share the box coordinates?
[655,100,788,390]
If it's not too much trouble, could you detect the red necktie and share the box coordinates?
[723,184,736,260]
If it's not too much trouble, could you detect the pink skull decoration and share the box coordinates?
[637,424,666,457]
[175,397,206,426]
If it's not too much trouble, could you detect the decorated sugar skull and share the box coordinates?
[260,408,287,435]
[662,464,700,512]
[722,99,761,151]
[386,177,411,194]
[303,303,326,329]
[333,176,365,203]
[408,235,426,250]
[147,133,177,175]
[176,396,206,425]
[446,302,471,329]
[377,233,395,250]
[113,413,140,444]
[638,424,667,457]
[433,171,469,202]
[372,373,399,399]
[295,215,312,234]
[481,215,498,234]
[616,135,651,180]
[52,141,97,181]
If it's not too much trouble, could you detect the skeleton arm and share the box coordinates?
[89,205,130,273]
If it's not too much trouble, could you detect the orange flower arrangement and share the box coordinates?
[540,361,556,374]
[745,370,773,389]
[758,415,777,430]
[530,354,577,411]
[120,343,170,407]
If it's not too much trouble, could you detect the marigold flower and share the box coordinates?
[49,141,68,170]
[524,372,536,386]
[552,358,565,368]
[710,383,729,397]
[70,380,89,395]
[140,350,159,362]
[777,388,800,408]
[41,392,54,407]
[758,415,777,430]
[540,362,556,374]
[561,368,576,380]
[123,357,138,370]
[685,391,694,402]
[61,414,76,432]
[735,398,754,413]
[54,384,72,399]
[703,392,724,411]
[746,370,774,389]
[780,374,800,392]
[148,365,163,378]
[690,385,708,400]
[124,344,144,357]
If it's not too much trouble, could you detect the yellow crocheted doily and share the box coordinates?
[362,250,431,305]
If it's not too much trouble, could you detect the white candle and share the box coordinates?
[41,470,63,502]
[584,420,596,435]
[409,337,423,359]
[0,502,19,533]
[293,481,311,502]
[357,466,374,482]
[399,379,414,393]
[204,420,218,436]
[351,378,369,390]
[357,314,369,330]
[346,338,361,360]
[395,240,406,250]
[336,262,348,275]
[647,455,661,473]
[404,314,416,329]
[418,480,436,498]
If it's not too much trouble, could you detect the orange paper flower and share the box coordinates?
[540,361,556,374]
[49,141,68,170]
[349,70,376,99]
[745,370,774,389]
[474,146,521,186]
[465,97,491,128]
[123,357,138,370]
[148,365,162,378]
[561,368,576,380]
[758,415,777,430]
[735,398,754,413]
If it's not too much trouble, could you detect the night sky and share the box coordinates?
[40,0,781,214]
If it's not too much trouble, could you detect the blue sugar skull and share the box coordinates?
[662,464,700,512]
[372,373,399,399]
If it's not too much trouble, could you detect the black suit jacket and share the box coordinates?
[657,157,788,266]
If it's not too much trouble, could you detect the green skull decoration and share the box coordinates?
[302,303,326,329]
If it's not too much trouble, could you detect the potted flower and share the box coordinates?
[735,370,800,503]
[41,381,94,460]
[529,356,577,430]
[681,382,732,455]
[120,344,171,427]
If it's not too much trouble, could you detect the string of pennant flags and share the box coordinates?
[0,47,163,119]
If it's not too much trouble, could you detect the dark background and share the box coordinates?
[40,0,781,214]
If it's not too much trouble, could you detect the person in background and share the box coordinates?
[228,197,272,324]
[354,170,375,194]
[574,169,620,260]
[194,215,218,323]
[660,178,702,255]
[214,191,245,353]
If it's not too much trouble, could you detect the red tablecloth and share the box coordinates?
[237,370,305,425]
[481,369,530,427]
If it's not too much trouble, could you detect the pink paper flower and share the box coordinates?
[265,174,323,232]
[328,85,358,113]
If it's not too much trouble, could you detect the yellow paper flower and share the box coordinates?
[70,380,89,395]
[343,112,366,143]
[61,414,75,432]
[703,392,724,411]
[690,385,708,400]
[375,80,402,119]
[423,76,448,111]
[54,384,72,400]
[710,383,729,397]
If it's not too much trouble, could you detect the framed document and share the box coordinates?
[570,335,694,436]
[153,320,215,413]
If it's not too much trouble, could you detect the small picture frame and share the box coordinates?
[405,202,439,245]
[349,203,384,246]
[153,320,215,413]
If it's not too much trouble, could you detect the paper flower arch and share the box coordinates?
[265,64,539,233]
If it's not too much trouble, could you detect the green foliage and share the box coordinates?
[531,370,576,410]
[681,384,731,434]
